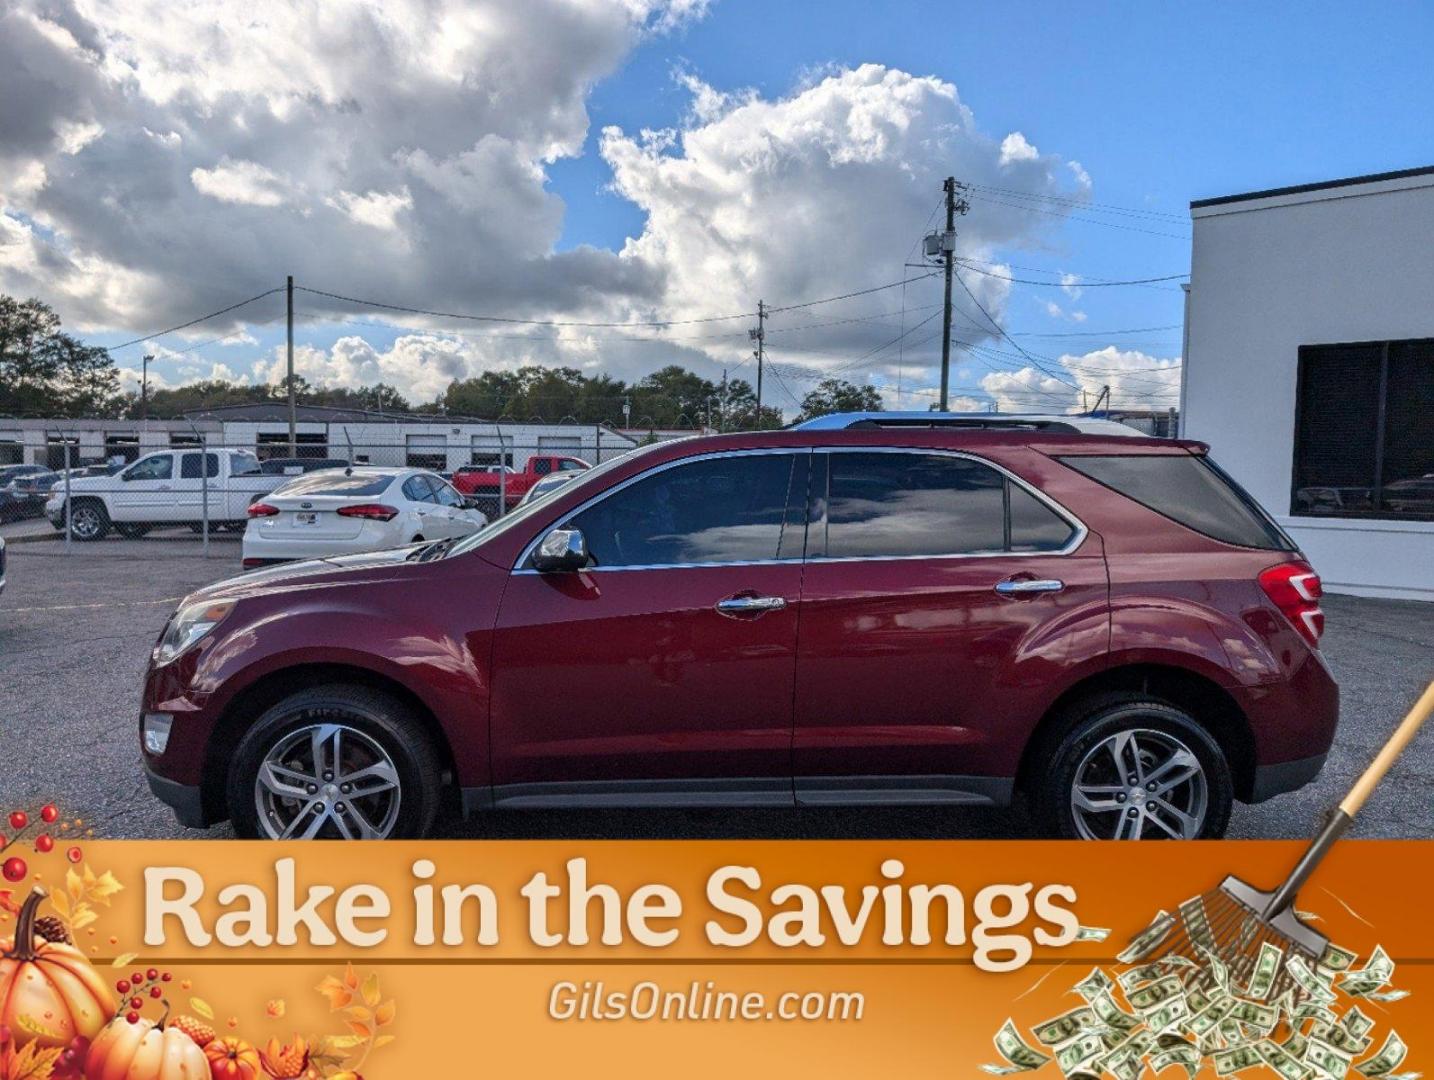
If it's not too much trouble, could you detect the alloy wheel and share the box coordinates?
[70,507,102,539]
[1069,727,1209,840]
[253,722,402,840]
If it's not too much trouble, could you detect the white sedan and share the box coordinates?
[241,467,487,568]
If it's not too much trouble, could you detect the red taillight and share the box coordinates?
[336,503,399,522]
[247,502,279,517]
[1259,562,1324,647]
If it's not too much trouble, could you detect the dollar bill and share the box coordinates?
[1245,941,1284,1001]
[1307,1037,1354,1079]
[1056,1033,1107,1076]
[1091,991,1141,1034]
[1146,996,1191,1034]
[1228,999,1279,1033]
[1259,1038,1313,1080]
[1355,1032,1408,1078]
[1128,974,1185,1014]
[986,1019,1053,1074]
[1120,962,1172,992]
[1151,1044,1201,1079]
[1200,945,1233,993]
[1340,947,1394,997]
[1188,997,1236,1039]
[1118,911,1176,964]
[1288,955,1339,1005]
[1186,985,1212,1014]
[1343,1007,1376,1040]
[1314,1019,1373,1055]
[1363,989,1409,1003]
[1073,968,1115,1002]
[1033,1007,1099,1047]
[1214,1044,1264,1076]
[1283,1031,1310,1060]
[1075,925,1112,942]
[1320,943,1359,973]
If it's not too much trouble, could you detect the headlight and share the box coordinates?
[154,599,234,665]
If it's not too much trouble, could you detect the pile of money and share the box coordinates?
[983,904,1415,1080]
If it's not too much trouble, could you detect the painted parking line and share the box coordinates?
[3,597,185,614]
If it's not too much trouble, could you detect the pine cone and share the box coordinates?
[33,915,71,944]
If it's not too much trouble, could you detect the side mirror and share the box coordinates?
[532,527,588,572]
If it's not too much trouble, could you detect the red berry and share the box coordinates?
[40,805,58,824]
[146,968,159,981]
[131,972,143,986]
[150,986,162,999]
[8,811,26,832]
[35,834,54,853]
[129,997,143,1010]
[1,857,26,883]
[66,846,82,864]
[126,1012,140,1025]
[161,972,172,982]
[116,980,130,994]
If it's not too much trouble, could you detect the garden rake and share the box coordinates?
[1140,679,1434,1002]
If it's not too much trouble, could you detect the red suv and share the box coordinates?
[140,421,1337,840]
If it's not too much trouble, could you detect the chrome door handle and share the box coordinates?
[994,578,1064,595]
[716,595,788,615]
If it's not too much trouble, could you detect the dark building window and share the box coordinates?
[1293,340,1434,521]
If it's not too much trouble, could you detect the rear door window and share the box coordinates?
[274,473,392,498]
[818,452,1076,558]
[1058,453,1295,551]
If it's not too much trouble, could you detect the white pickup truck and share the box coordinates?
[46,448,287,540]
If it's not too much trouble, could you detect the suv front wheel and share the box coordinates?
[1031,695,1233,840]
[227,684,442,840]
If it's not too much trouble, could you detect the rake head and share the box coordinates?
[1149,877,1328,1004]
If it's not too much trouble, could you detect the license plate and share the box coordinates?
[295,512,318,525]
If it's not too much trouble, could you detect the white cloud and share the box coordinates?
[325,188,413,231]
[979,346,1181,413]
[998,131,1040,166]
[190,158,289,207]
[1059,272,1082,299]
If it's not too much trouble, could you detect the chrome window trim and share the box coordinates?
[810,445,1087,562]
[512,443,1088,573]
[512,447,812,572]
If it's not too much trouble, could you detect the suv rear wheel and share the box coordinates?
[1031,695,1233,840]
[227,684,442,839]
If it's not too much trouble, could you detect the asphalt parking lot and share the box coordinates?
[1,535,1430,840]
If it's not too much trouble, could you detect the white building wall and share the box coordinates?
[1184,171,1434,600]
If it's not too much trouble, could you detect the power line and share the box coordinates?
[107,288,285,350]
[766,272,941,314]
[1011,323,1182,338]
[953,261,1186,288]
[951,268,1079,389]
[964,191,1191,240]
[963,183,1190,223]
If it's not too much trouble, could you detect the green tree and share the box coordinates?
[0,295,124,417]
[794,377,884,423]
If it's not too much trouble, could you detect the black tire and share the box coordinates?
[227,684,443,840]
[115,523,151,539]
[68,500,110,541]
[1029,693,1233,840]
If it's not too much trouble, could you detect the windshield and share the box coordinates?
[446,442,673,558]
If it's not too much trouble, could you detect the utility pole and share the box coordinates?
[750,300,766,428]
[930,177,969,412]
[140,354,153,422]
[286,274,296,455]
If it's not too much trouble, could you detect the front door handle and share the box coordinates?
[994,577,1064,595]
[715,594,788,617]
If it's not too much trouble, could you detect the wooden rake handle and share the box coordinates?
[1265,678,1434,919]
[1339,679,1434,818]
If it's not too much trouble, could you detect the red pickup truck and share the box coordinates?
[452,454,590,512]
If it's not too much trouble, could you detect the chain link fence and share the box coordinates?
[1,425,657,558]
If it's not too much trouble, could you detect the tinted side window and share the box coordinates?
[825,453,1006,558]
[127,455,172,481]
[567,453,800,568]
[402,476,436,503]
[1008,483,1076,551]
[533,458,553,475]
[431,477,463,507]
[179,453,219,479]
[1059,453,1294,550]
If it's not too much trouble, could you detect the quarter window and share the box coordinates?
[565,453,801,568]
[821,452,1075,558]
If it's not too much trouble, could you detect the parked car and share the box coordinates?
[46,448,281,540]
[0,464,48,486]
[241,467,488,568]
[517,471,579,506]
[258,457,352,476]
[452,454,590,513]
[140,420,1337,841]
[0,471,60,520]
[0,464,49,519]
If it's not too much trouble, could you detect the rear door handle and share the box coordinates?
[715,595,788,616]
[994,578,1064,595]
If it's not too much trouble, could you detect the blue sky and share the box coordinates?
[12,0,1434,414]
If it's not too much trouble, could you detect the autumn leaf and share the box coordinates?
[65,869,83,904]
[343,963,359,990]
[316,975,353,1011]
[111,952,138,968]
[322,1035,366,1052]
[190,997,215,1021]
[345,1021,372,1040]
[373,1000,396,1027]
[360,973,381,1008]
[47,891,69,920]
[342,1006,371,1025]
[266,999,286,1019]
[0,890,19,917]
[373,1034,396,1050]
[2,1040,64,1080]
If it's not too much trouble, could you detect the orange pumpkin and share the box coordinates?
[204,1036,262,1080]
[0,888,115,1050]
[85,1014,208,1080]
